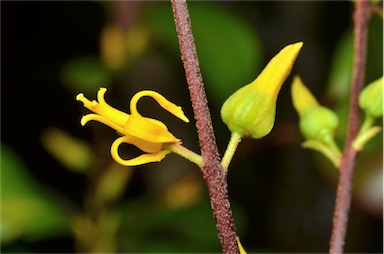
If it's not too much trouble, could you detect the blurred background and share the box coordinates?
[1,1,383,253]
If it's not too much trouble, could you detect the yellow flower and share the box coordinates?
[76,88,189,166]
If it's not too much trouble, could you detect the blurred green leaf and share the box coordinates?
[365,13,383,82]
[144,2,263,106]
[93,163,133,206]
[327,13,383,102]
[326,30,353,102]
[1,144,69,243]
[60,56,111,94]
[120,199,221,252]
[41,128,95,174]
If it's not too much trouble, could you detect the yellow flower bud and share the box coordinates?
[359,77,383,118]
[221,42,303,139]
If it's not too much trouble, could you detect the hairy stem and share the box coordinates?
[170,0,239,253]
[329,1,371,253]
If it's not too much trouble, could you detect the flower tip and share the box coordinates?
[293,41,304,49]
[291,76,319,116]
[285,42,304,54]
[170,106,189,123]
[283,41,304,59]
[177,110,190,123]
[79,116,87,126]
[76,93,85,101]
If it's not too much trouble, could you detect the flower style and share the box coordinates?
[76,88,189,166]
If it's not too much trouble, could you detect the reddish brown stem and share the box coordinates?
[329,1,371,253]
[170,0,239,253]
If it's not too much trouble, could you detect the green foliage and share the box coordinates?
[144,2,262,106]
[60,56,111,94]
[327,31,353,102]
[41,128,95,173]
[327,13,383,103]
[119,200,221,252]
[1,145,69,243]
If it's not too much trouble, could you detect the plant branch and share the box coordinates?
[222,132,242,173]
[329,1,371,253]
[167,143,203,167]
[170,0,239,253]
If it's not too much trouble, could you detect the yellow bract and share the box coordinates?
[76,88,189,166]
[250,42,304,96]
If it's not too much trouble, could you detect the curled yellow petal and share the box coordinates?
[111,136,170,166]
[96,88,130,126]
[291,76,319,116]
[80,114,126,135]
[76,88,129,127]
[250,42,303,95]
[130,90,189,123]
[124,114,180,143]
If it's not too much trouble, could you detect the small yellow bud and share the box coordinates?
[291,77,339,143]
[291,77,341,165]
[291,76,319,116]
[359,77,383,118]
[221,42,303,138]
